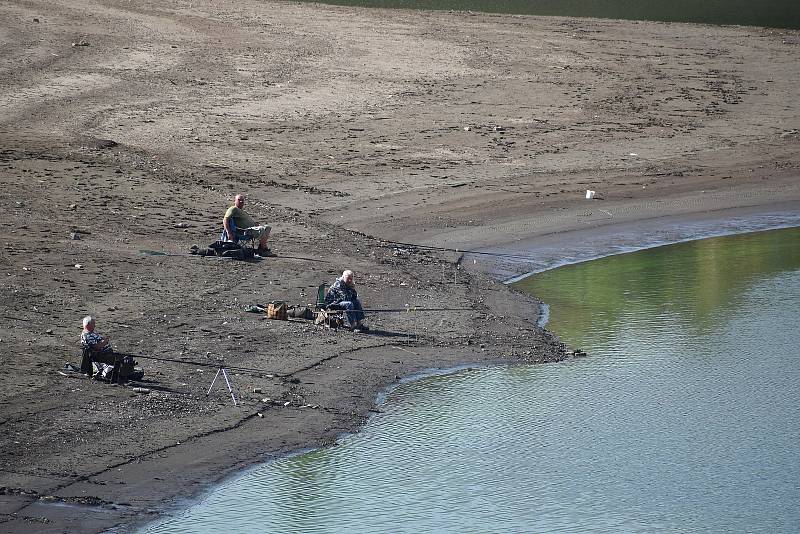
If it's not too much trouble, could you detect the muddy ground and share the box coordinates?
[1,1,799,531]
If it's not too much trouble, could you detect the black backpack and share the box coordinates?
[116,355,144,382]
[194,241,254,260]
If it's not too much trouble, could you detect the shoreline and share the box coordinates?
[493,200,800,283]
[1,1,799,532]
[137,212,800,532]
[141,359,496,531]
[120,213,800,532]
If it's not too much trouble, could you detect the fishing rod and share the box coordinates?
[125,353,283,406]
[125,307,476,373]
[350,307,475,313]
[130,353,282,377]
[316,218,540,261]
[376,239,539,261]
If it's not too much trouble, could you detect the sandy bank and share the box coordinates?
[0,0,798,531]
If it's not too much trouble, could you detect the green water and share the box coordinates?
[304,0,800,29]
[515,227,800,349]
[144,227,800,533]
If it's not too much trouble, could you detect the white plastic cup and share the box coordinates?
[585,190,596,199]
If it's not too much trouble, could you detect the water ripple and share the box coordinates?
[145,229,800,534]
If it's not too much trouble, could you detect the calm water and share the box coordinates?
[144,227,800,533]
[303,0,800,29]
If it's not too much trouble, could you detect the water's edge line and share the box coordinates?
[502,219,800,328]
[138,362,503,531]
[502,222,800,285]
[140,216,800,532]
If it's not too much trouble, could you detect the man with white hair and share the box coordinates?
[81,316,114,379]
[81,316,112,354]
[324,270,368,332]
[223,194,272,255]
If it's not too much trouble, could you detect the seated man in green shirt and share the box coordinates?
[223,194,271,254]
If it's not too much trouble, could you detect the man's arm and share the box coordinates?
[223,217,235,241]
[92,337,109,352]
[84,334,109,353]
[324,285,342,306]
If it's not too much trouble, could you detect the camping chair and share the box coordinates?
[220,219,258,251]
[80,347,121,382]
[315,283,329,311]
[80,347,141,383]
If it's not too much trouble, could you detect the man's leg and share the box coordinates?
[340,301,356,326]
[340,300,365,326]
[352,298,365,324]
[256,226,271,250]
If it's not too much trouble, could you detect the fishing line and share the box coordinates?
[348,307,474,313]
[376,239,539,261]
[127,306,474,375]
[130,353,282,377]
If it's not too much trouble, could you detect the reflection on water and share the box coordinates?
[144,227,800,533]
[516,229,800,345]
[515,227,800,348]
[301,0,800,29]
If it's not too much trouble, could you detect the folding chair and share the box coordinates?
[80,347,120,382]
[220,219,258,251]
[315,283,329,311]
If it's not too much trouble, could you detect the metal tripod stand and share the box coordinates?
[206,366,238,406]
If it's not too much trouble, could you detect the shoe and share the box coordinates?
[352,328,362,334]
[256,247,273,257]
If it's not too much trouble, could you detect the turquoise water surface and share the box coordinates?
[145,227,800,533]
